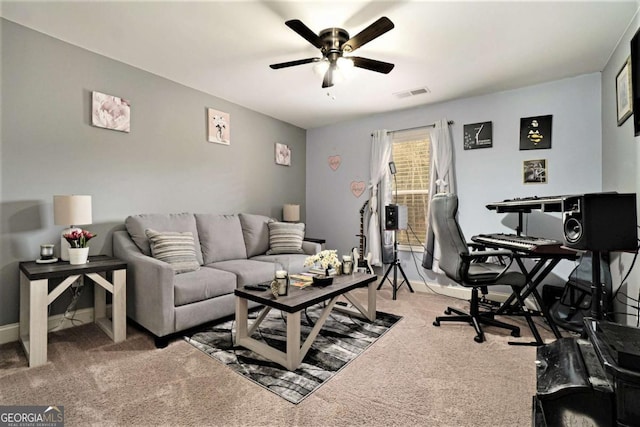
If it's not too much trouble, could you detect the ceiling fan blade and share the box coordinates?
[322,65,335,88]
[351,56,395,74]
[285,19,323,49]
[343,17,394,52]
[270,58,320,69]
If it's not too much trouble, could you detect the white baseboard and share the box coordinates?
[0,307,109,346]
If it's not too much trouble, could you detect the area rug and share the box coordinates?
[184,305,402,404]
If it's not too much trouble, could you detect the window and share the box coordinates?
[391,128,431,248]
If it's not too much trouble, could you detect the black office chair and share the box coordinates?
[430,193,524,343]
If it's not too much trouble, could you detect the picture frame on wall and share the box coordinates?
[463,121,493,150]
[91,91,131,133]
[275,142,291,166]
[519,115,552,150]
[523,159,547,184]
[207,108,230,145]
[631,27,640,136]
[616,56,633,126]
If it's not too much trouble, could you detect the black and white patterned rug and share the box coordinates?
[184,305,402,404]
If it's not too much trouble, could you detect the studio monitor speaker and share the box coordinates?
[562,193,637,251]
[385,204,408,230]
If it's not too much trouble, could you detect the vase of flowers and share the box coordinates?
[63,229,96,265]
[304,250,341,286]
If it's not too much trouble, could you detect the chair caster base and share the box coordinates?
[433,320,440,327]
[474,335,484,343]
[511,329,521,337]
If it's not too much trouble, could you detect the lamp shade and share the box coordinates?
[53,195,92,226]
[283,204,300,222]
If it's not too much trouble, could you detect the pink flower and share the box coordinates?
[63,229,97,248]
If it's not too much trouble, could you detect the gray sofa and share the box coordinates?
[112,212,321,346]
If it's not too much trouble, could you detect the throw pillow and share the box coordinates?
[266,221,305,255]
[145,229,201,274]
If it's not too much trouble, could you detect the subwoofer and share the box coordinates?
[562,193,637,251]
[385,204,408,230]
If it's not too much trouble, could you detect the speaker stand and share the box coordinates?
[377,230,414,300]
[590,250,605,321]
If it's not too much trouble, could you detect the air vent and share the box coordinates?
[393,86,431,99]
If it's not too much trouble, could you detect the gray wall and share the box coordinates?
[602,12,640,325]
[306,73,603,287]
[0,20,306,326]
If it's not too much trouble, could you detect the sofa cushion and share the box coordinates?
[239,213,272,258]
[195,214,247,264]
[266,221,305,255]
[125,213,204,265]
[173,267,236,306]
[207,259,275,287]
[145,229,201,274]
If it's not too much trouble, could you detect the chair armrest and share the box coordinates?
[468,242,487,251]
[461,249,517,284]
[461,249,513,260]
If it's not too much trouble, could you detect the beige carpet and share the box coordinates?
[0,288,556,426]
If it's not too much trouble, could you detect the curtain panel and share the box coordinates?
[368,130,393,266]
[422,119,456,271]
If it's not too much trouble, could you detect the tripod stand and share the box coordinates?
[377,229,414,300]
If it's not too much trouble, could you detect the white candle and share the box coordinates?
[275,270,287,279]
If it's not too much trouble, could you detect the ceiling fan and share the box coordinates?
[270,17,395,88]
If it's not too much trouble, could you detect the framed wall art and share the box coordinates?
[519,115,552,150]
[207,108,230,145]
[463,121,492,150]
[631,27,640,135]
[91,91,130,133]
[616,56,633,126]
[275,142,291,166]
[523,159,547,184]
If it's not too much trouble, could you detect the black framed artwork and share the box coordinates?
[519,115,552,150]
[463,121,492,150]
[523,159,547,184]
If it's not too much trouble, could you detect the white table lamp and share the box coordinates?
[54,195,92,261]
[283,204,300,222]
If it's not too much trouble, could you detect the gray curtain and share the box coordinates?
[423,119,456,270]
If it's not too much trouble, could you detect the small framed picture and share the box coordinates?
[275,143,291,166]
[207,108,230,145]
[463,121,492,150]
[523,159,547,184]
[616,56,633,126]
[91,91,130,133]
[520,115,552,150]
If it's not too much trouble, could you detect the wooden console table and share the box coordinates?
[19,255,127,367]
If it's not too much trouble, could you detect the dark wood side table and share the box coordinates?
[19,255,127,367]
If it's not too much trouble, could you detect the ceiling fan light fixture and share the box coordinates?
[337,57,354,73]
[271,17,395,88]
[313,59,330,76]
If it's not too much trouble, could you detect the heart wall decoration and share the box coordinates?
[350,181,366,198]
[328,155,341,171]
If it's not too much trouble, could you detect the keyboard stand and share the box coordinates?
[497,254,570,345]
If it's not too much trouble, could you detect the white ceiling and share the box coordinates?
[1,1,638,129]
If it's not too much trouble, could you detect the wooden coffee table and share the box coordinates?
[234,272,377,371]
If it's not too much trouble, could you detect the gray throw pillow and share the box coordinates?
[145,229,201,274]
[266,221,305,255]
